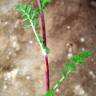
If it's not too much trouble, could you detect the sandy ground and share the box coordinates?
[0,0,96,96]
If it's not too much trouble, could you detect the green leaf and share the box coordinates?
[26,5,32,14]
[40,0,50,9]
[70,55,84,65]
[16,3,50,55]
[42,50,92,96]
[79,50,92,59]
[70,50,92,65]
[64,63,76,72]
[16,3,39,29]
[43,89,55,96]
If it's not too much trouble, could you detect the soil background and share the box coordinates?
[0,0,96,96]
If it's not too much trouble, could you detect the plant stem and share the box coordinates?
[53,71,71,92]
[35,0,50,91]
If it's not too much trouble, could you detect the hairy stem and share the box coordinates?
[35,0,50,91]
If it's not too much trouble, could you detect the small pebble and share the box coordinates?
[3,85,8,90]
[29,40,33,44]
[4,21,9,26]
[67,26,71,30]
[67,53,73,59]
[8,51,12,55]
[12,41,17,48]
[26,76,31,80]
[56,88,60,93]
[80,37,85,43]
[12,41,20,51]
[14,20,20,28]
[89,71,96,79]
[66,43,73,47]
[11,36,17,40]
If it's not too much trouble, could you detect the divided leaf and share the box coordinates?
[64,63,76,72]
[70,55,84,65]
[16,4,39,28]
[71,50,92,65]
[79,50,92,59]
[16,1,50,55]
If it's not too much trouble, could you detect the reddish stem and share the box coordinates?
[35,0,50,91]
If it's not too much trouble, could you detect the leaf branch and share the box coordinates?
[43,50,92,96]
[16,4,49,55]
